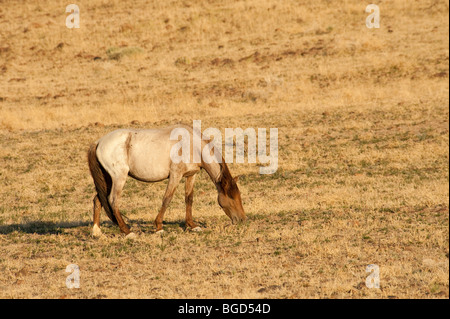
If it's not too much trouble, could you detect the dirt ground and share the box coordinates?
[0,0,448,298]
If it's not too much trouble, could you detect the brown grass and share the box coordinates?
[0,0,448,298]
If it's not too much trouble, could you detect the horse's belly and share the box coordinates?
[128,152,171,182]
[129,165,169,182]
[127,134,173,182]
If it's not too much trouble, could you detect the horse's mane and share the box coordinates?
[218,161,239,197]
[200,154,239,197]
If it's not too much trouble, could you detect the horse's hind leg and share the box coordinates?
[109,174,132,235]
[154,172,183,233]
[92,194,102,237]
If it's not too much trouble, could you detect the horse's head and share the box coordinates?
[217,175,246,224]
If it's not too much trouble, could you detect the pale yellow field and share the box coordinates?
[0,0,448,298]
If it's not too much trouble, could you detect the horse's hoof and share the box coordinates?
[155,229,164,235]
[92,224,102,238]
[191,226,202,232]
[125,232,137,240]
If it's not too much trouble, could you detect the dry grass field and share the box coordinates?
[0,0,448,299]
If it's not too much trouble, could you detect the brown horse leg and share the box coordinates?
[154,173,182,232]
[109,177,131,235]
[185,175,198,230]
[92,194,102,237]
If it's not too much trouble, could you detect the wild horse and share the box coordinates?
[87,124,246,237]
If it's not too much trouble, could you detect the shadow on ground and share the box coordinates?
[0,221,90,235]
[0,218,209,235]
[129,218,208,233]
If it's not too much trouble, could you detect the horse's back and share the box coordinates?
[96,126,192,182]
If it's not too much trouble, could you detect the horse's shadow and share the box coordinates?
[0,219,207,235]
[0,221,90,235]
[128,218,207,233]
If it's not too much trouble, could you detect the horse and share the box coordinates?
[87,124,246,238]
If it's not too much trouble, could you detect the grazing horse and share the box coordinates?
[87,124,246,237]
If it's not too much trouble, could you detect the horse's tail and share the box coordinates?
[87,143,118,225]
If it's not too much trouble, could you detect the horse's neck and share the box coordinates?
[202,160,222,184]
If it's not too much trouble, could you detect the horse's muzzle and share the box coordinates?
[231,215,246,224]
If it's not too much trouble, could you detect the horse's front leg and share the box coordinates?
[154,172,183,233]
[185,174,201,231]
